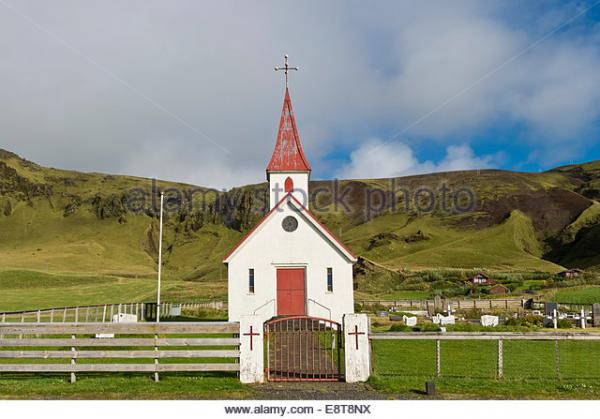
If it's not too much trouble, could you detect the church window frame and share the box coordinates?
[327,267,333,292]
[248,268,255,294]
[284,176,294,193]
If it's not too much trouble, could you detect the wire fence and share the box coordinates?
[371,333,600,380]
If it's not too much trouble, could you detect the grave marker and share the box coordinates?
[593,304,600,327]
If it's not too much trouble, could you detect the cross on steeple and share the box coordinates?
[274,54,299,88]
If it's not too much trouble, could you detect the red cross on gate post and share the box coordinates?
[348,325,365,350]
[243,325,260,351]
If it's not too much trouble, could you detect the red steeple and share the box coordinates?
[266,88,311,174]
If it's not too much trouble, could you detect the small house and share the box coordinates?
[557,268,583,279]
[489,284,509,295]
[467,272,492,285]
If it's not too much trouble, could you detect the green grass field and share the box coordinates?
[551,286,600,304]
[0,374,247,400]
[371,339,600,398]
[0,269,227,312]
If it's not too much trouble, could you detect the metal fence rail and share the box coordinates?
[0,322,240,382]
[370,332,600,380]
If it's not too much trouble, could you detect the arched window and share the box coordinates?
[284,176,294,193]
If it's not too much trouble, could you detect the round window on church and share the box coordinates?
[282,216,298,232]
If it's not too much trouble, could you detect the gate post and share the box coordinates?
[239,315,265,384]
[343,313,371,383]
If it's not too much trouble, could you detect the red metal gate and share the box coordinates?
[264,316,343,382]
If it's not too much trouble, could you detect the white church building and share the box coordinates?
[224,86,357,324]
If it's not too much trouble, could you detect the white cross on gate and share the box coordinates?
[243,325,260,351]
[348,325,365,350]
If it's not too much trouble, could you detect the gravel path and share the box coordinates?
[252,382,393,400]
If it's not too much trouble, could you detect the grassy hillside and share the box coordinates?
[1,148,600,310]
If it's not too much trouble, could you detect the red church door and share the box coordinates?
[276,268,306,316]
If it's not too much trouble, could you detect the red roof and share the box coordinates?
[223,193,357,263]
[266,88,311,173]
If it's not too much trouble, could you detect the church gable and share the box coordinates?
[223,193,356,264]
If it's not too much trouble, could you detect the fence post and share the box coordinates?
[75,307,79,324]
[50,309,54,323]
[154,334,160,382]
[102,305,107,323]
[497,338,503,379]
[62,308,67,323]
[36,310,41,323]
[436,339,441,377]
[110,304,114,321]
[555,338,561,380]
[70,334,77,384]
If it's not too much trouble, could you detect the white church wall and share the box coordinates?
[227,203,354,325]
[268,172,309,209]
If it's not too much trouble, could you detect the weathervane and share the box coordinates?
[274,54,299,88]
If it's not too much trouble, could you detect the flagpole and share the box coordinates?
[156,192,164,323]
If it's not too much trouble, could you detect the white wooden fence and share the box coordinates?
[0,300,227,323]
[0,322,240,382]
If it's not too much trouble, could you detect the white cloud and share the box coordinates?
[335,139,500,180]
[0,1,599,187]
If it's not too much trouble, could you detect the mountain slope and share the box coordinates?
[1,148,600,298]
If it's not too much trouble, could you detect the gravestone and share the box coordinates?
[403,315,417,327]
[544,302,558,328]
[432,314,455,325]
[545,302,558,316]
[480,315,499,327]
[433,296,442,311]
[112,313,137,323]
[169,304,182,316]
[593,304,600,327]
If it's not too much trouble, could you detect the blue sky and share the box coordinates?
[1,1,600,187]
